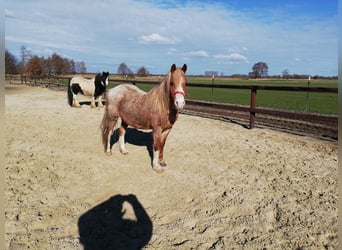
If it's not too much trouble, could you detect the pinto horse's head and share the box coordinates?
[169,64,187,110]
[102,71,110,86]
[96,71,110,87]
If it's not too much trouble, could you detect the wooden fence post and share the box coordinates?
[249,87,257,129]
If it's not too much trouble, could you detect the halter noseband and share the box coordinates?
[171,89,185,97]
[170,84,185,97]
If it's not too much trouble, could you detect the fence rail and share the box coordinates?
[6,75,337,138]
[109,79,338,130]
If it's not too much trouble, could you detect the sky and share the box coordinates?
[5,0,338,76]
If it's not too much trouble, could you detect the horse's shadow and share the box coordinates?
[78,194,153,250]
[110,128,153,160]
[79,101,105,107]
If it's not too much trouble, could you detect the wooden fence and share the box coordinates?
[108,79,338,129]
[6,75,338,131]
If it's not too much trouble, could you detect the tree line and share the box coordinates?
[6,47,336,79]
[204,62,269,78]
[116,62,150,77]
[5,47,151,77]
[5,46,86,76]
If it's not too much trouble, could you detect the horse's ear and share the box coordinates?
[170,64,176,73]
[182,64,187,73]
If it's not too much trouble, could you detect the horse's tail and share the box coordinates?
[67,78,73,106]
[100,107,110,151]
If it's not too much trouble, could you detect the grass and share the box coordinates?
[108,77,337,115]
[57,75,338,115]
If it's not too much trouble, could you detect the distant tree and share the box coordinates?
[252,62,268,78]
[20,45,31,65]
[62,57,75,75]
[25,56,43,76]
[5,49,19,74]
[282,69,289,79]
[16,46,32,74]
[76,61,87,74]
[117,62,133,76]
[42,57,53,75]
[50,53,65,75]
[136,66,149,76]
[204,71,218,77]
[68,59,76,74]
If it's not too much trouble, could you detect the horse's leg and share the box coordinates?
[105,119,115,155]
[152,128,164,173]
[102,114,118,155]
[119,122,128,154]
[90,96,96,108]
[97,95,104,108]
[73,94,81,108]
[159,129,171,167]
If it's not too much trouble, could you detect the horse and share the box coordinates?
[101,64,187,173]
[68,72,109,108]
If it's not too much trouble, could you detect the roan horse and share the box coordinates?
[68,72,109,108]
[101,64,187,173]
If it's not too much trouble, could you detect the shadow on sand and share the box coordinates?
[78,194,153,250]
[110,128,153,160]
[79,101,105,107]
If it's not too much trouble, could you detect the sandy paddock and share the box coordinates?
[5,84,337,249]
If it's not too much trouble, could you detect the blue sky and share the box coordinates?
[5,0,338,76]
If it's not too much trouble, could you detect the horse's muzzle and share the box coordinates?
[175,94,185,110]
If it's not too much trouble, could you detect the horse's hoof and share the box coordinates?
[106,151,112,156]
[120,149,128,155]
[160,162,167,167]
[154,168,164,174]
[153,163,165,173]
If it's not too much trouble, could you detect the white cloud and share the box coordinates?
[167,48,177,55]
[185,50,209,57]
[214,53,249,63]
[139,33,176,44]
[5,8,14,18]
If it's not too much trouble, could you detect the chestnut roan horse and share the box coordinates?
[101,64,187,173]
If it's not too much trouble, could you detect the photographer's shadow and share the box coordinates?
[78,194,153,250]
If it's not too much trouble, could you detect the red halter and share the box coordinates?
[171,90,185,96]
[170,86,185,96]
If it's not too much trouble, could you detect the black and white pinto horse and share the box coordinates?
[68,72,109,108]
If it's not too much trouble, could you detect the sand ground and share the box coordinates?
[5,84,337,249]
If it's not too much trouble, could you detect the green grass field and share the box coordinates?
[107,77,337,115]
[56,75,337,115]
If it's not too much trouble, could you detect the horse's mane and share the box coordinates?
[94,72,103,82]
[148,71,171,114]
